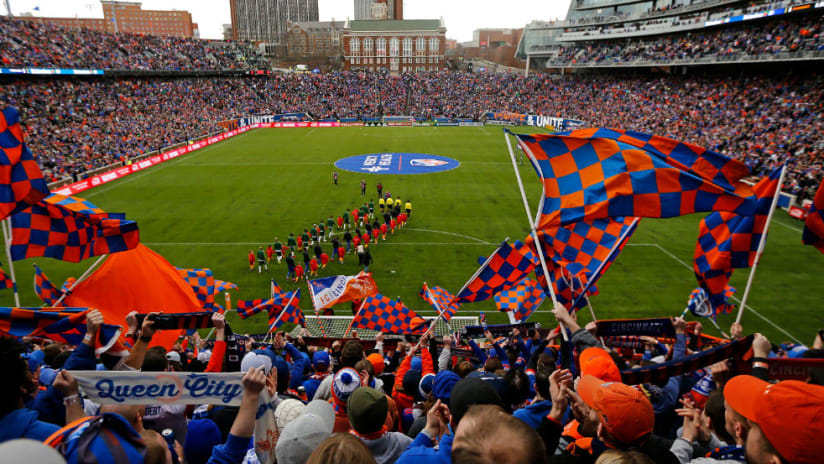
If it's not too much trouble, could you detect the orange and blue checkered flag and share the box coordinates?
[236,298,271,319]
[454,240,538,304]
[10,193,139,262]
[0,261,14,291]
[176,268,217,311]
[269,289,303,331]
[513,128,756,228]
[494,277,545,322]
[33,264,63,306]
[0,307,125,355]
[803,178,824,253]
[214,280,238,294]
[419,284,460,321]
[351,293,427,334]
[0,107,49,221]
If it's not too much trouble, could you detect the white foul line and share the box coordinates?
[651,243,801,343]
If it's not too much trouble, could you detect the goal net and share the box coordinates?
[289,315,479,339]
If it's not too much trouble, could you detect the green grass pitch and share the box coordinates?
[5,126,823,345]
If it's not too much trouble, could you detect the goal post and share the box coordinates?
[289,315,479,339]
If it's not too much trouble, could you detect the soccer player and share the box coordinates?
[326,216,335,238]
[352,234,361,252]
[352,208,359,227]
[294,263,304,282]
[337,246,346,264]
[376,181,383,197]
[266,244,274,264]
[248,250,255,272]
[380,222,387,240]
[309,257,319,277]
[368,199,374,214]
[398,212,406,229]
[378,197,385,213]
[313,243,323,260]
[390,218,397,234]
[371,227,379,244]
[301,229,310,250]
[317,222,325,243]
[331,237,341,260]
[302,249,311,270]
[344,209,351,230]
[296,235,303,252]
[285,253,296,280]
[273,237,283,264]
[395,197,403,210]
[360,178,366,196]
[364,221,372,237]
[343,230,352,252]
[257,246,267,274]
[383,211,391,225]
[361,232,370,249]
[320,251,329,269]
[310,225,318,246]
[333,171,338,185]
[337,215,344,231]
[405,200,412,217]
[287,233,297,250]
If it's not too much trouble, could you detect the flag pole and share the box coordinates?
[52,253,108,307]
[306,280,328,337]
[2,219,19,306]
[344,298,368,338]
[412,301,451,353]
[504,131,568,341]
[424,282,454,334]
[735,165,787,324]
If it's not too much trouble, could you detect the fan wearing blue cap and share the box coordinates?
[303,350,331,401]
[0,338,59,442]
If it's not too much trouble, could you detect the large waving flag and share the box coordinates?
[514,128,755,228]
[494,277,545,322]
[351,294,427,334]
[269,290,303,331]
[454,240,537,304]
[0,261,14,291]
[176,268,217,311]
[237,298,274,319]
[694,167,782,312]
[11,193,139,262]
[538,265,592,312]
[419,284,460,321]
[34,264,63,306]
[308,271,378,310]
[0,107,49,221]
[0,307,125,355]
[803,178,824,253]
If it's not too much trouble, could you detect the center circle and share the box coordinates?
[334,153,460,175]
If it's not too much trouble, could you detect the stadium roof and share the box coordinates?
[348,19,442,32]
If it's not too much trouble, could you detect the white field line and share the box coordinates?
[651,243,802,343]
[145,242,492,246]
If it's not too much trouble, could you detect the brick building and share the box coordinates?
[342,19,446,73]
[230,0,319,55]
[20,1,198,38]
[285,20,343,58]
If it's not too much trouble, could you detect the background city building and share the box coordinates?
[354,0,403,20]
[343,18,446,73]
[19,0,198,38]
[230,0,319,55]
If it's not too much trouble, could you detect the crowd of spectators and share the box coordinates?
[553,15,823,64]
[0,17,267,70]
[2,70,821,198]
[1,305,823,464]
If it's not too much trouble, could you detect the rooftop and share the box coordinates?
[348,19,442,32]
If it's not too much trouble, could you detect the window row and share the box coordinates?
[349,37,439,54]
[349,57,441,64]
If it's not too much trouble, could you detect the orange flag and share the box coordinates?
[64,244,202,349]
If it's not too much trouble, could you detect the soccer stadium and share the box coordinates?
[0,0,823,463]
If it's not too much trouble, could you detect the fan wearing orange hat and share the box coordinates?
[723,375,824,464]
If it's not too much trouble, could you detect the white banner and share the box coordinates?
[73,370,245,406]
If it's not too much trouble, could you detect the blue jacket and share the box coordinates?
[396,430,453,464]
[207,434,250,464]
[0,408,60,442]
[284,344,309,390]
[33,343,96,425]
[513,400,552,430]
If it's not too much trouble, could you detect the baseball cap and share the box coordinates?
[240,351,273,375]
[165,351,181,363]
[347,387,388,435]
[312,351,330,369]
[197,350,212,363]
[579,347,620,383]
[724,376,824,464]
[577,375,654,445]
[275,399,306,430]
[275,401,335,464]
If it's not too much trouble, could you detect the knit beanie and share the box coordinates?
[367,353,385,375]
[347,387,388,435]
[332,368,362,408]
[402,369,422,399]
[184,419,223,464]
[431,370,461,404]
[418,373,436,399]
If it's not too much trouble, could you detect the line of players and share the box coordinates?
[249,194,413,282]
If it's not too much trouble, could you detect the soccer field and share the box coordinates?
[6,126,823,344]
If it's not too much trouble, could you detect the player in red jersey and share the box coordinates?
[352,234,361,252]
[296,236,303,251]
[337,215,344,231]
[309,257,319,277]
[361,232,370,248]
[320,251,329,269]
[390,218,397,234]
[371,228,379,244]
[380,222,387,240]
[337,246,346,263]
[352,209,359,225]
[266,245,274,264]
[248,250,255,271]
[294,264,304,282]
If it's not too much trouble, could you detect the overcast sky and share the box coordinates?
[10,0,571,42]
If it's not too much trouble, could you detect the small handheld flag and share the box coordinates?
[419,284,459,321]
[454,240,537,304]
[33,264,63,306]
[350,293,427,334]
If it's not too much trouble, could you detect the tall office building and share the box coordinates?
[230,0,319,45]
[354,0,402,20]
